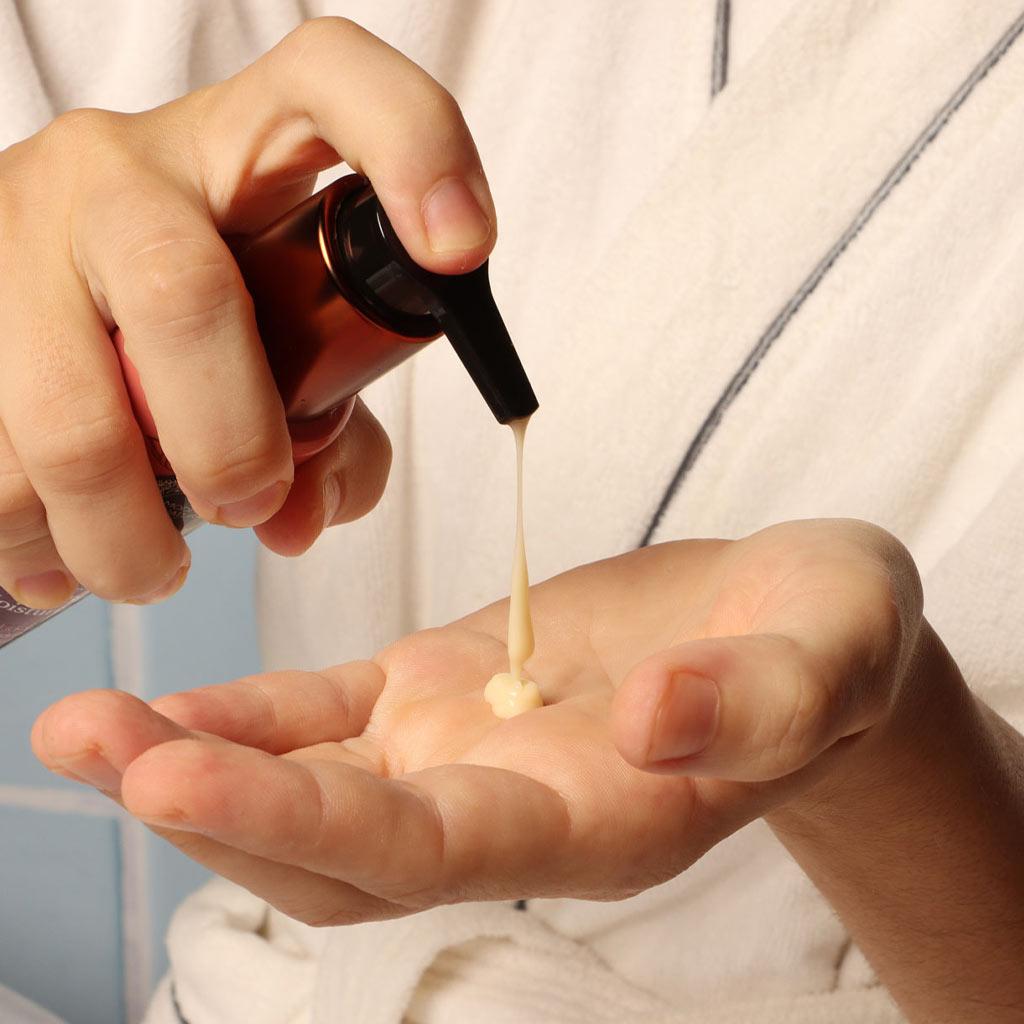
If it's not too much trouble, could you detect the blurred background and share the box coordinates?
[0,526,261,1024]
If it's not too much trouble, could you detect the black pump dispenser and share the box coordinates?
[334,182,539,424]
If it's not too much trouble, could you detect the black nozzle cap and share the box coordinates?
[414,261,539,424]
[335,182,538,424]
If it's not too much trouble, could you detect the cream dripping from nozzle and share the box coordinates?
[331,185,543,717]
[484,416,543,719]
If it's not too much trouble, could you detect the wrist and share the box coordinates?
[762,621,1024,1023]
[765,620,977,835]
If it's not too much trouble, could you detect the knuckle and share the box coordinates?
[847,524,923,678]
[874,529,924,625]
[183,429,285,498]
[415,84,464,129]
[119,236,245,345]
[28,398,137,494]
[389,84,468,153]
[277,16,361,74]
[42,108,125,157]
[772,637,834,769]
[863,571,907,665]
[243,680,281,745]
[281,18,465,132]
[310,669,352,729]
[286,15,360,53]
[843,521,921,597]
[819,520,924,690]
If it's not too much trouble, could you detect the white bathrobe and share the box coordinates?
[2,2,1022,1022]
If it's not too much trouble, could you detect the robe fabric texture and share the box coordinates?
[2,2,1022,1021]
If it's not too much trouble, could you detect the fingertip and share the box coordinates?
[125,548,191,605]
[377,175,495,276]
[252,480,324,557]
[210,478,293,530]
[30,709,53,766]
[35,689,141,763]
[36,688,197,791]
[254,401,391,555]
[419,175,495,269]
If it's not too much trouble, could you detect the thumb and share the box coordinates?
[611,631,891,783]
[191,18,496,270]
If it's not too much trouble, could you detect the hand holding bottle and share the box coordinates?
[0,17,496,609]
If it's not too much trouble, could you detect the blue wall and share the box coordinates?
[0,526,262,1024]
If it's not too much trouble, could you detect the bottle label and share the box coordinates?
[156,474,200,533]
[0,473,197,649]
[0,586,89,645]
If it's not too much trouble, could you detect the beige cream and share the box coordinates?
[484,417,543,719]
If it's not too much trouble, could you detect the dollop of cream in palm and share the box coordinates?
[484,672,543,718]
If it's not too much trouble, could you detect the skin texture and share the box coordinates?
[32,519,1024,1022]
[0,18,491,607]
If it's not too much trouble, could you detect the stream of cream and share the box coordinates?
[483,417,543,718]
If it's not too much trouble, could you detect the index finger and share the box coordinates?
[151,661,385,753]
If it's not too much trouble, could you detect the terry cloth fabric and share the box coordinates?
[0,0,312,147]
[145,873,905,1024]
[251,1,1024,1021]
[1,1,1022,1021]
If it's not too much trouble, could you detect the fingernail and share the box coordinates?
[647,674,720,763]
[216,480,290,528]
[422,177,492,253]
[127,551,191,606]
[11,570,77,610]
[53,750,122,793]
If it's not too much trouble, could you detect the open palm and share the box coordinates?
[33,520,916,925]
